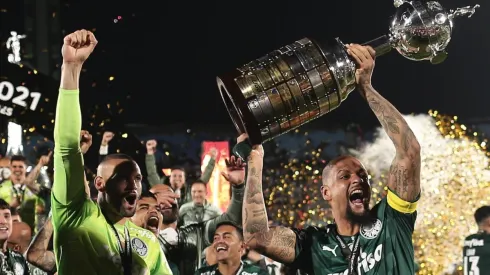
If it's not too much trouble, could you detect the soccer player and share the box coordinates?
[463,206,490,275]
[195,221,267,275]
[52,29,171,274]
[242,44,421,275]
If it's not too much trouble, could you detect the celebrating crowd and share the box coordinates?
[0,29,489,275]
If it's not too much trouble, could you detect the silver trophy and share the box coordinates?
[217,1,480,144]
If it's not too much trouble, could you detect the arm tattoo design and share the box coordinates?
[27,220,56,272]
[364,86,421,202]
[243,154,297,263]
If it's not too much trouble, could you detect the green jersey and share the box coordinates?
[195,262,268,275]
[290,190,418,275]
[0,180,40,231]
[51,89,172,275]
[463,232,490,275]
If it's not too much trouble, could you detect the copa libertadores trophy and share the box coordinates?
[217,1,479,144]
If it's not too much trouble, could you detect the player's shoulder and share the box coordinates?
[179,201,194,212]
[127,221,158,243]
[196,264,217,274]
[465,233,482,241]
[291,225,330,238]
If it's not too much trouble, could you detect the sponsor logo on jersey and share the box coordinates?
[464,239,484,248]
[323,245,338,256]
[327,244,383,275]
[132,237,148,257]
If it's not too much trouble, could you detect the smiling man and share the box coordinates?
[195,222,267,275]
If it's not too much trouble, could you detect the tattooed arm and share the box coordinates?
[26,216,56,273]
[347,44,421,202]
[243,146,297,264]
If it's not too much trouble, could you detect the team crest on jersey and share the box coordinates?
[360,219,382,239]
[131,238,148,257]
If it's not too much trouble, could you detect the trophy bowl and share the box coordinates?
[217,1,479,144]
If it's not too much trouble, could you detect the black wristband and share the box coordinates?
[232,140,252,160]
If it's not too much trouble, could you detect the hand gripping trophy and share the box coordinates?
[217,1,480,144]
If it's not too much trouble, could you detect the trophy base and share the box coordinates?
[217,72,262,144]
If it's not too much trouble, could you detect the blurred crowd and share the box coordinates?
[0,122,364,275]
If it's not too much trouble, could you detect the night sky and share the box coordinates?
[1,0,489,131]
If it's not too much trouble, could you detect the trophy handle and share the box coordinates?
[362,35,392,57]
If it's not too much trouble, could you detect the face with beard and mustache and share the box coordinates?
[321,155,372,225]
[95,156,142,218]
[150,184,179,225]
[132,194,162,236]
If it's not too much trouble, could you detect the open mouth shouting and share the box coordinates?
[122,191,138,209]
[349,188,369,208]
[146,213,160,232]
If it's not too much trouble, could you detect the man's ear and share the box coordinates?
[321,185,332,201]
[94,176,106,192]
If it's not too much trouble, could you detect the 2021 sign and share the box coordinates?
[0,81,41,116]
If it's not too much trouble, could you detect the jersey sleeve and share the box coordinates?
[385,189,419,232]
[52,89,92,228]
[287,227,314,274]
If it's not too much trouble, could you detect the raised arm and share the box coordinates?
[23,152,52,195]
[242,145,297,264]
[145,140,164,186]
[203,154,245,245]
[26,216,56,273]
[347,44,421,202]
[53,30,97,209]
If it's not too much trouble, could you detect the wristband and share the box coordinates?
[232,140,252,160]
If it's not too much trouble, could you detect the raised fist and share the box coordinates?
[62,29,98,64]
[80,130,93,154]
[146,140,157,155]
[101,131,114,146]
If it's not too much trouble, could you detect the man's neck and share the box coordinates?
[217,259,241,275]
[98,199,127,225]
[334,216,360,236]
[161,221,177,230]
[12,177,25,185]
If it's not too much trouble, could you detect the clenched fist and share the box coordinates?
[62,29,98,64]
[146,140,157,155]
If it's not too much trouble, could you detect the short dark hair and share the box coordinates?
[0,199,10,210]
[170,166,186,175]
[474,206,490,224]
[10,155,27,164]
[101,153,133,163]
[216,221,243,240]
[9,207,18,216]
[190,179,207,189]
[140,190,157,201]
[322,155,356,184]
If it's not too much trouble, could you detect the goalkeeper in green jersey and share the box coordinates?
[242,44,422,275]
[51,29,172,275]
[463,206,490,275]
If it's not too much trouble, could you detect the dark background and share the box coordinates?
[1,0,488,139]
